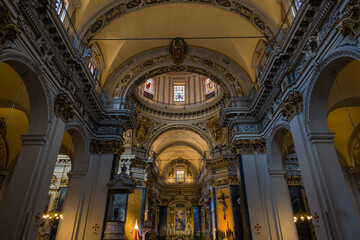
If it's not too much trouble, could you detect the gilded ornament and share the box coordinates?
[0,5,20,47]
[54,93,76,123]
[231,138,266,155]
[169,38,187,65]
[279,91,303,121]
[136,117,151,144]
[90,139,125,156]
[337,0,360,39]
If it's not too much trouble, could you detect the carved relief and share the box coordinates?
[90,139,125,156]
[337,0,360,39]
[0,5,20,46]
[207,118,224,144]
[54,93,76,123]
[136,117,151,144]
[231,138,266,155]
[279,91,303,121]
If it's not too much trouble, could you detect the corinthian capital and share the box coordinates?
[280,91,303,121]
[0,5,20,46]
[90,139,125,156]
[231,138,266,155]
[337,0,360,39]
[54,93,76,122]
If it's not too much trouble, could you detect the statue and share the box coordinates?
[136,125,146,143]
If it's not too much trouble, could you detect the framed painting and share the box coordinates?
[175,209,186,231]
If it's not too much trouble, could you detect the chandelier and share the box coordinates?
[42,211,63,221]
[293,198,312,222]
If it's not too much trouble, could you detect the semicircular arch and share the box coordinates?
[105,46,253,99]
[79,1,276,41]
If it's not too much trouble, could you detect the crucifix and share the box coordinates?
[217,192,229,220]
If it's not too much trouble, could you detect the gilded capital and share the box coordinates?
[231,138,266,155]
[0,5,20,47]
[337,0,360,39]
[90,139,125,156]
[54,93,76,122]
[280,91,303,121]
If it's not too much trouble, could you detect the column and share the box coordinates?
[280,90,360,239]
[0,93,76,239]
[56,170,87,240]
[268,170,298,240]
[232,139,278,239]
[82,139,123,240]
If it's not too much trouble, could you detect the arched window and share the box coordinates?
[174,84,185,102]
[205,78,215,99]
[144,78,154,95]
[205,78,215,95]
[176,170,185,183]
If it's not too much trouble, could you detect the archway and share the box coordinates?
[269,127,315,239]
[305,53,360,238]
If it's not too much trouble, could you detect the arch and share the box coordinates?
[268,125,293,171]
[146,124,212,151]
[105,46,253,99]
[0,52,52,135]
[156,142,205,157]
[304,48,360,132]
[266,121,290,165]
[65,123,90,172]
[79,1,276,41]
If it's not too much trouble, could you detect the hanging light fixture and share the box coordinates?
[293,198,312,222]
[41,142,71,222]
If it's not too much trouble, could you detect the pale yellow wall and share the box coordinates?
[125,188,143,240]
[328,107,360,167]
[0,62,30,117]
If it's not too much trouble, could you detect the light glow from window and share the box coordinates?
[144,78,154,95]
[176,171,185,182]
[205,78,215,95]
[174,85,185,102]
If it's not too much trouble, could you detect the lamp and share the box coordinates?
[293,198,312,223]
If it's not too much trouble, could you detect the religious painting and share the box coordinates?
[170,38,187,65]
[216,188,234,240]
[144,78,154,95]
[174,85,185,102]
[175,209,186,231]
[205,78,215,95]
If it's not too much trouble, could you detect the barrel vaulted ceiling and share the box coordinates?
[72,0,282,90]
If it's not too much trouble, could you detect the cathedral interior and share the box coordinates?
[1,0,360,240]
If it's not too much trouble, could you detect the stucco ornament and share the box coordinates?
[337,0,360,39]
[0,5,20,47]
[279,91,303,121]
[231,138,266,155]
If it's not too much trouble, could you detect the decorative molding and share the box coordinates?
[105,47,252,99]
[336,0,360,39]
[279,91,303,121]
[231,138,266,155]
[54,93,76,123]
[90,139,125,155]
[0,5,20,47]
[0,52,53,121]
[82,0,273,41]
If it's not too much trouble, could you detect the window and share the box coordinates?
[174,85,185,102]
[205,78,215,95]
[144,78,154,95]
[176,170,185,182]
